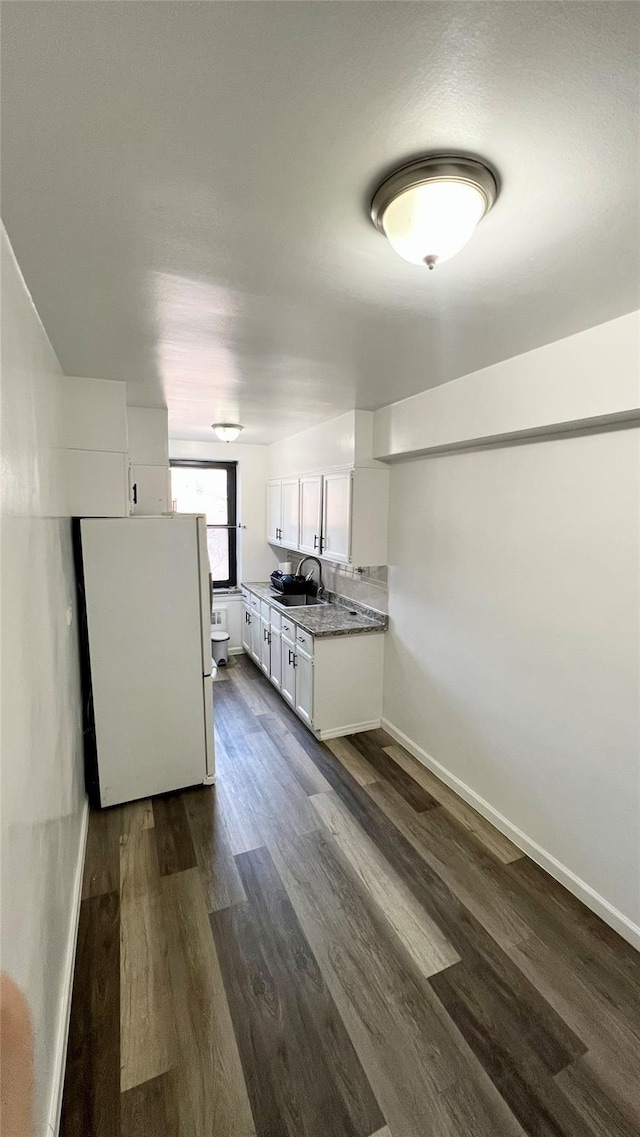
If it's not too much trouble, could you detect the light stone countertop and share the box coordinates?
[242,582,388,639]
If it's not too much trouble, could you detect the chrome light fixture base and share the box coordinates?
[370,154,498,232]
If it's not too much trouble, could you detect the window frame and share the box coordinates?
[170,459,238,589]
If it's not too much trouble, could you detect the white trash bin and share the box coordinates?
[211,630,230,667]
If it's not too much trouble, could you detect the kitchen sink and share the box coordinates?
[271,594,328,607]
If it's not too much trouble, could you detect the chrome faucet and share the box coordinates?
[296,555,325,599]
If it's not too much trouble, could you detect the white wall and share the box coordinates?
[374,311,640,460]
[1,227,86,1132]
[383,424,640,944]
[169,438,276,584]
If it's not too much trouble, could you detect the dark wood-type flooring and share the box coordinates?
[61,653,640,1137]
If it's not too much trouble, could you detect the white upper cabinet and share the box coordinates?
[321,471,351,563]
[127,407,169,465]
[267,479,283,543]
[267,410,389,566]
[131,464,170,515]
[281,478,300,548]
[299,475,323,555]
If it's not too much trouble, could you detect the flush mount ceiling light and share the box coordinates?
[212,422,244,442]
[370,155,498,270]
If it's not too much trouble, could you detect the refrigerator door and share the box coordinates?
[80,516,208,805]
[196,514,213,677]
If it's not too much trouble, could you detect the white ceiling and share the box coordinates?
[2,2,639,444]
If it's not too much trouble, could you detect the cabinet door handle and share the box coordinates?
[292,653,298,669]
[132,483,138,506]
[313,534,318,549]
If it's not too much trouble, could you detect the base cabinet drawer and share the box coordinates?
[295,628,313,656]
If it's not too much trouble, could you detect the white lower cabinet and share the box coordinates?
[281,632,296,707]
[294,648,313,725]
[242,588,384,739]
[241,605,252,653]
[250,610,261,664]
[270,627,282,691]
[260,616,271,676]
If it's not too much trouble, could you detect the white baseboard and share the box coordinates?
[47,797,90,1137]
[228,646,244,656]
[381,718,640,952]
[318,719,382,741]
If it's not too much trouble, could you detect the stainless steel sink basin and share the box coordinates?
[271,594,327,608]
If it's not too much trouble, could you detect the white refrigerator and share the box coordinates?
[75,514,215,807]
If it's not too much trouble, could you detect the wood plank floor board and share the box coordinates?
[63,656,640,1136]
[258,711,332,795]
[383,743,523,863]
[554,1053,640,1137]
[507,932,640,1116]
[81,805,125,899]
[310,789,459,978]
[367,779,531,949]
[152,793,197,876]
[480,858,640,1045]
[182,784,247,913]
[271,827,529,1137]
[162,867,256,1137]
[213,731,268,857]
[293,725,589,1079]
[120,826,175,1092]
[324,736,379,787]
[215,843,385,1137]
[347,731,438,812]
[60,892,120,1137]
[237,721,320,843]
[121,1071,178,1136]
[502,857,640,1009]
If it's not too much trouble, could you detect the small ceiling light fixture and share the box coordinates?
[212,422,244,442]
[370,154,498,270]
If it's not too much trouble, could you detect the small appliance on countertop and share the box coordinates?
[270,569,309,595]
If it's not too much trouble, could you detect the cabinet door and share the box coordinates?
[281,478,300,549]
[241,605,252,653]
[322,471,352,563]
[299,475,323,555]
[281,636,296,706]
[270,628,282,690]
[131,464,170,515]
[61,449,131,517]
[250,610,262,663]
[260,617,271,675]
[267,479,283,543]
[295,649,314,726]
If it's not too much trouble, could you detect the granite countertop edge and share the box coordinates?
[242,582,388,639]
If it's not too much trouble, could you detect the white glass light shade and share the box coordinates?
[212,423,243,442]
[370,157,498,270]
[380,179,487,267]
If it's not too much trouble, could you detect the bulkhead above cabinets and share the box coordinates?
[267,467,389,567]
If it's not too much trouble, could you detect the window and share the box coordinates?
[170,461,238,588]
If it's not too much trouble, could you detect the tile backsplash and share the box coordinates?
[278,550,388,614]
